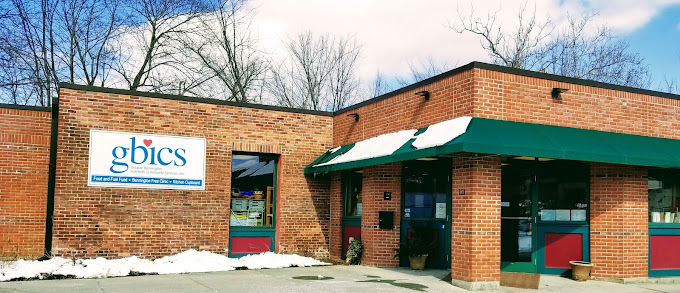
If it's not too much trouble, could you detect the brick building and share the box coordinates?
[2,62,680,290]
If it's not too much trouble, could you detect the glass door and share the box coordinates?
[401,159,451,269]
[500,164,537,272]
[501,158,590,274]
[341,170,362,259]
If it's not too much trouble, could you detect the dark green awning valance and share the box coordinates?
[304,117,680,174]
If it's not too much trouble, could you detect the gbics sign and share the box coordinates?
[88,130,206,190]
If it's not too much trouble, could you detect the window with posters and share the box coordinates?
[230,153,276,227]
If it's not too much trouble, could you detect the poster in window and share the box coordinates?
[541,209,556,221]
[571,209,586,221]
[555,209,571,221]
[435,203,446,219]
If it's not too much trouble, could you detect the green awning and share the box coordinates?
[304,117,680,174]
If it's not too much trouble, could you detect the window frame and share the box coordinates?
[229,151,278,230]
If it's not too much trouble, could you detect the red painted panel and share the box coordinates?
[650,235,680,270]
[343,226,361,255]
[545,233,582,269]
[230,236,271,254]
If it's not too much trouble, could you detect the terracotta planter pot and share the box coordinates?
[408,255,428,270]
[569,261,593,281]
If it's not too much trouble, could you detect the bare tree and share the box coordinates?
[450,3,553,70]
[183,0,266,102]
[8,0,59,106]
[112,0,209,92]
[368,70,392,98]
[326,36,361,111]
[268,31,361,111]
[0,0,123,105]
[396,56,454,87]
[449,5,651,88]
[58,0,121,86]
[662,77,679,94]
[540,13,651,88]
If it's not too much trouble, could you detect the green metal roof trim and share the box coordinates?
[304,117,680,174]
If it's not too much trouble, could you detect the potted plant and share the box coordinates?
[569,261,593,281]
[394,225,433,270]
[345,238,363,265]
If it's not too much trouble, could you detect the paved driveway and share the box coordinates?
[1,265,680,293]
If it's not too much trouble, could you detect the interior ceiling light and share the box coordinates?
[416,157,439,161]
[513,156,536,161]
[513,156,555,161]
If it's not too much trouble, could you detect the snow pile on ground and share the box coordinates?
[0,250,328,282]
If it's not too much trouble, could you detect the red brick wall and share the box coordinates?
[337,67,680,147]
[0,107,51,259]
[360,163,401,266]
[53,87,332,259]
[334,70,475,146]
[473,68,680,138]
[590,163,648,279]
[330,172,343,259]
[451,156,501,283]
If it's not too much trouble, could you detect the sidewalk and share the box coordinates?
[1,265,680,292]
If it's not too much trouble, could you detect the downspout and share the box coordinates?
[41,95,59,260]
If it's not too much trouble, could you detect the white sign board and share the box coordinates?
[88,130,206,190]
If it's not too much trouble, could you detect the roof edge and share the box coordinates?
[335,61,680,115]
[59,83,334,117]
[0,103,51,112]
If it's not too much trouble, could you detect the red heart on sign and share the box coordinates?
[143,139,152,147]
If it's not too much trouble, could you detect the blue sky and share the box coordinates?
[626,5,680,91]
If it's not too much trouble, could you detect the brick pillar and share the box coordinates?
[361,163,401,266]
[451,156,501,290]
[330,172,343,260]
[590,163,648,280]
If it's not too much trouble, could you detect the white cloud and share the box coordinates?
[249,0,680,85]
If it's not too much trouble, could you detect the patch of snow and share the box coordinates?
[328,146,341,153]
[315,129,417,167]
[411,116,472,149]
[0,250,328,282]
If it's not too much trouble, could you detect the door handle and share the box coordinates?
[500,217,531,220]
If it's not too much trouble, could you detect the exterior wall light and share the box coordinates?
[415,90,430,101]
[347,113,359,122]
[551,88,569,99]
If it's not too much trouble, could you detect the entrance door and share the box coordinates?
[341,170,362,259]
[501,159,590,274]
[500,164,537,272]
[401,160,451,269]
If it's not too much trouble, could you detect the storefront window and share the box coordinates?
[403,161,449,220]
[230,153,276,227]
[536,161,589,222]
[649,169,680,223]
[343,170,362,216]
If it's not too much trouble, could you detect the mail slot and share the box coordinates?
[378,211,394,229]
